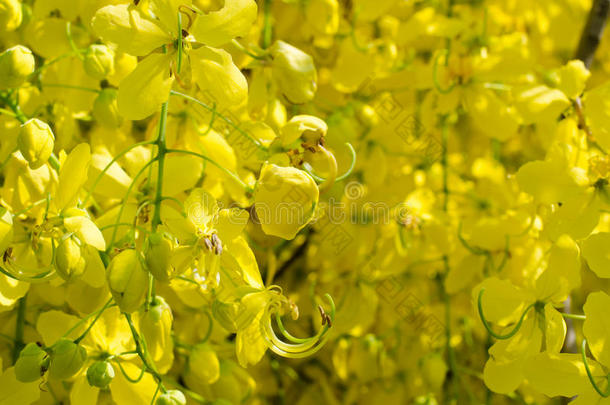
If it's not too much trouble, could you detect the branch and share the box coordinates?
[575,0,610,68]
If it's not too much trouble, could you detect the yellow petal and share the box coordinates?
[216,208,249,242]
[584,291,610,368]
[0,368,41,405]
[483,357,525,394]
[582,232,610,278]
[92,4,171,56]
[223,236,263,289]
[64,216,106,251]
[110,362,157,405]
[56,143,91,210]
[191,0,257,47]
[36,310,84,346]
[185,188,218,230]
[191,46,248,108]
[117,53,174,120]
[544,304,566,353]
[70,375,100,405]
[524,353,598,398]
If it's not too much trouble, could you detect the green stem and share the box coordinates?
[41,83,100,93]
[62,299,115,339]
[152,102,169,231]
[12,295,26,363]
[170,90,266,150]
[73,298,113,344]
[124,313,166,391]
[262,0,273,49]
[561,313,586,321]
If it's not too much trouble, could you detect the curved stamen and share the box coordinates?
[304,143,356,185]
[581,339,610,398]
[261,294,335,358]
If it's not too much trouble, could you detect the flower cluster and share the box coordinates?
[1,0,610,404]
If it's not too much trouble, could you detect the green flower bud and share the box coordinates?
[86,360,115,388]
[17,118,55,169]
[15,343,47,382]
[107,249,148,313]
[55,235,86,281]
[0,0,22,32]
[155,390,186,405]
[270,41,317,104]
[83,44,114,80]
[48,338,87,380]
[0,45,35,89]
[93,89,123,129]
[145,233,175,282]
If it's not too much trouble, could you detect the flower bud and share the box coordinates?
[270,41,317,104]
[55,236,86,281]
[254,163,319,239]
[86,360,115,388]
[421,354,448,391]
[107,249,148,313]
[83,44,114,80]
[280,115,327,147]
[93,89,123,129]
[0,0,22,32]
[145,233,175,282]
[48,338,87,380]
[15,343,47,382]
[0,45,35,89]
[188,344,220,384]
[17,118,54,169]
[156,390,186,405]
[139,296,173,365]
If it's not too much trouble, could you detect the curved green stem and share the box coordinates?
[108,159,157,249]
[170,90,267,150]
[62,299,115,340]
[115,361,146,383]
[433,50,456,94]
[74,298,114,344]
[477,289,535,340]
[165,149,252,193]
[581,339,610,397]
[66,22,84,60]
[124,313,166,391]
[81,140,155,207]
[304,143,357,184]
[199,311,213,345]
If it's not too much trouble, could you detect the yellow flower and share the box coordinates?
[254,163,319,239]
[92,0,256,119]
